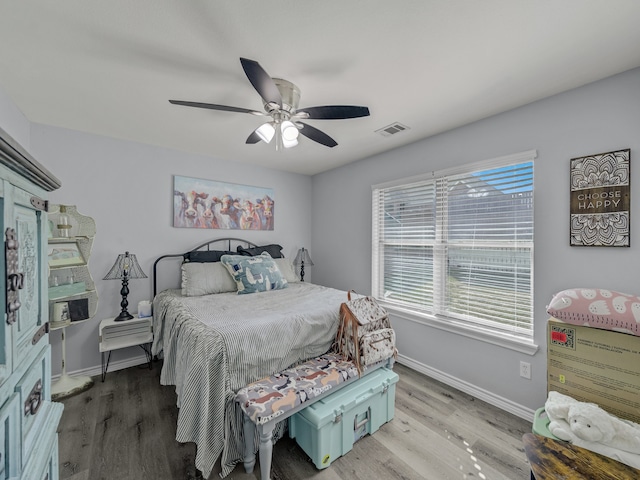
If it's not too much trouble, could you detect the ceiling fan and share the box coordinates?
[169,57,370,150]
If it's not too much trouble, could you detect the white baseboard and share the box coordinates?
[396,353,535,423]
[53,352,534,423]
[52,353,151,382]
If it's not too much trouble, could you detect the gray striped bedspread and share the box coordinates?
[152,282,347,478]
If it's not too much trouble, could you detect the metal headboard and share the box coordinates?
[153,237,258,297]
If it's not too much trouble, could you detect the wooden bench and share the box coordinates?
[235,352,391,480]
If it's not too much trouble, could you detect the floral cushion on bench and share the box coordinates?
[236,353,359,425]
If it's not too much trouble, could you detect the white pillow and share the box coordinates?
[181,262,237,296]
[274,258,300,283]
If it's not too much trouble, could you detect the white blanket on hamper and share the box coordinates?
[545,391,640,469]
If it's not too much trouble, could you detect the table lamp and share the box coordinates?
[293,247,314,282]
[103,251,147,321]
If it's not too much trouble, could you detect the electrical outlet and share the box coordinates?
[520,361,531,380]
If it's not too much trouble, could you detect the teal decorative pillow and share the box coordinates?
[220,252,288,294]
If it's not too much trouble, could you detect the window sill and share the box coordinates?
[382,303,539,356]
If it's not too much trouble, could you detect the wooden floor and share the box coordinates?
[57,361,533,480]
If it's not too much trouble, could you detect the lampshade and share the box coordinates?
[293,247,313,282]
[103,252,148,280]
[293,247,314,266]
[283,137,298,148]
[281,121,299,141]
[256,122,275,143]
[103,251,147,321]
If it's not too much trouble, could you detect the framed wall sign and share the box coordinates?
[570,149,630,247]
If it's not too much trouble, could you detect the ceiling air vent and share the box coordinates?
[376,122,410,137]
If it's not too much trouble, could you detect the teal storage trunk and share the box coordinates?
[289,367,398,469]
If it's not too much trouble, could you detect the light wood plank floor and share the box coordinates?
[57,361,533,479]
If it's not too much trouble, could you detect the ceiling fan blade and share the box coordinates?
[246,130,261,144]
[240,58,282,107]
[296,105,370,120]
[298,122,338,148]
[169,100,264,115]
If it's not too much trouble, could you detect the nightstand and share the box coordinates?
[99,315,153,381]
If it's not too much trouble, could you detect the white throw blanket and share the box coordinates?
[545,391,640,469]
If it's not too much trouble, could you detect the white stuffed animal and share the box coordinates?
[567,402,640,454]
[545,391,587,441]
[545,391,640,455]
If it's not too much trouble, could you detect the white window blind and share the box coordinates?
[372,151,535,340]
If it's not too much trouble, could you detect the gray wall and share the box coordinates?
[28,124,313,376]
[310,67,640,417]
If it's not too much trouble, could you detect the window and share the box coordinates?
[372,151,535,345]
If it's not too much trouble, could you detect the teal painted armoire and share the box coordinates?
[0,126,63,479]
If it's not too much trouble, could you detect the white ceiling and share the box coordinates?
[1,1,640,175]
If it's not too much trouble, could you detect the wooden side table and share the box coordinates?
[98,315,153,381]
[523,432,640,479]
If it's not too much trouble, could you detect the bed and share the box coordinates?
[151,238,349,478]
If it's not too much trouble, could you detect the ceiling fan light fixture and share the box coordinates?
[256,122,275,143]
[169,58,370,149]
[281,121,299,142]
